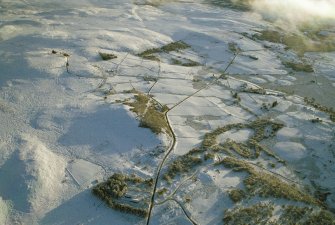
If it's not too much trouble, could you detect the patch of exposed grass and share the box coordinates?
[161,41,190,52]
[138,48,162,56]
[245,172,319,205]
[229,189,246,203]
[304,210,335,225]
[248,55,258,60]
[206,0,250,11]
[99,52,117,60]
[283,61,314,73]
[137,41,190,61]
[304,97,335,122]
[223,203,274,225]
[157,187,168,196]
[122,88,138,94]
[134,0,175,7]
[241,87,267,95]
[216,156,251,171]
[280,206,312,224]
[182,60,201,67]
[228,42,241,53]
[255,30,282,43]
[170,58,183,65]
[277,206,335,225]
[163,148,203,183]
[171,58,201,67]
[224,203,335,225]
[143,75,158,82]
[232,92,241,101]
[142,54,160,61]
[125,92,170,135]
[254,30,335,56]
[137,48,161,61]
[163,119,284,185]
[222,140,255,158]
[202,119,283,161]
[218,157,321,205]
[161,104,169,112]
[249,119,284,142]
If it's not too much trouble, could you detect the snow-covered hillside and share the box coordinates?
[0,0,334,224]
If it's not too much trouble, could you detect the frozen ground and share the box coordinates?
[0,0,334,224]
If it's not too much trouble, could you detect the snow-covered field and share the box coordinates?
[0,0,334,224]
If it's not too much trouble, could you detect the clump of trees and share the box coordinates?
[109,174,128,198]
[92,173,151,218]
[93,173,127,199]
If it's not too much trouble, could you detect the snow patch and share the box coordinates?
[217,128,253,144]
[276,127,303,141]
[67,159,103,188]
[19,134,67,216]
[0,197,11,225]
[273,141,307,161]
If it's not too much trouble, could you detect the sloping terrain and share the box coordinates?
[0,0,334,224]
